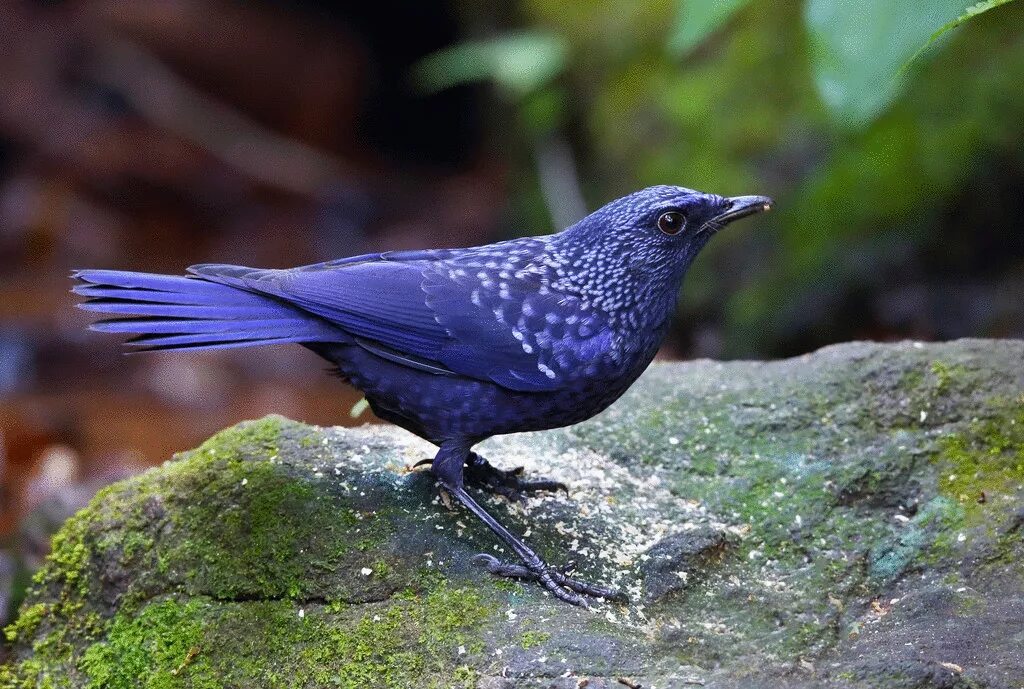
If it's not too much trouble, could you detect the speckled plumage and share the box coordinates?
[73,185,772,605]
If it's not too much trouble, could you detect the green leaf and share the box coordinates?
[904,0,1017,69]
[805,0,991,128]
[412,32,568,99]
[667,0,752,57]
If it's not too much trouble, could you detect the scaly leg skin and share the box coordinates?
[430,442,627,607]
[470,554,625,602]
[464,452,568,501]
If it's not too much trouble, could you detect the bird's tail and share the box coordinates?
[72,268,342,351]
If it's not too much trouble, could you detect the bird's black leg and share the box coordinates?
[463,452,568,502]
[431,442,626,607]
[411,452,568,501]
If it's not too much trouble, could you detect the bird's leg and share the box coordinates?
[431,443,626,607]
[412,452,568,501]
[463,452,568,502]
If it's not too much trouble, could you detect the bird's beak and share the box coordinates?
[716,195,774,225]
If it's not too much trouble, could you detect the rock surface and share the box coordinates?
[2,339,1023,688]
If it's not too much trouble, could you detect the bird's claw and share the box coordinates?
[419,455,569,501]
[471,553,628,607]
[464,461,569,502]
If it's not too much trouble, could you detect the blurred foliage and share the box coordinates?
[413,32,570,136]
[445,0,1024,356]
[805,0,1009,126]
[667,0,749,58]
[908,0,1018,68]
[412,31,568,99]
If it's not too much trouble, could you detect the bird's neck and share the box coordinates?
[545,237,683,335]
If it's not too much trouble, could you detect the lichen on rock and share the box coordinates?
[2,340,1022,688]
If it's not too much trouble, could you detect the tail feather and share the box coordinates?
[73,283,253,306]
[73,269,238,296]
[89,317,308,335]
[72,268,344,352]
[79,301,283,319]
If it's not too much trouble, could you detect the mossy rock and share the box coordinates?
[2,340,1023,688]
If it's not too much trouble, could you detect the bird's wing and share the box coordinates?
[420,263,617,391]
[189,256,616,392]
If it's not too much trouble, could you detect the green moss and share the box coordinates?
[870,395,1024,571]
[93,416,391,604]
[1,508,109,684]
[934,396,1024,524]
[191,416,284,462]
[929,361,968,394]
[79,599,216,689]
[3,604,48,644]
[2,415,414,684]
[520,630,551,649]
[2,415,500,686]
[897,359,968,401]
[0,659,45,689]
[489,578,524,594]
[1,653,75,689]
[450,665,479,687]
[69,582,493,689]
[316,587,489,688]
[955,590,987,616]
[887,358,978,431]
[982,527,1024,576]
[44,524,90,599]
[371,559,393,579]
[900,368,925,391]
[170,459,335,599]
[178,454,394,602]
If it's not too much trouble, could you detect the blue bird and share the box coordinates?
[73,185,772,606]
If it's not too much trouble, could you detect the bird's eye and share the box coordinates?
[657,211,686,235]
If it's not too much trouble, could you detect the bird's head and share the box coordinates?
[551,185,772,327]
[560,184,771,280]
[580,185,771,262]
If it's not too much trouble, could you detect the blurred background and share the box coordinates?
[1,0,1022,639]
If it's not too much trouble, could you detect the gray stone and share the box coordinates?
[1,339,1022,688]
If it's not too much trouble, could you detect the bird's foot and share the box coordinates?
[472,553,627,607]
[464,454,568,502]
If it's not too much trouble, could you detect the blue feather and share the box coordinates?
[72,269,345,351]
